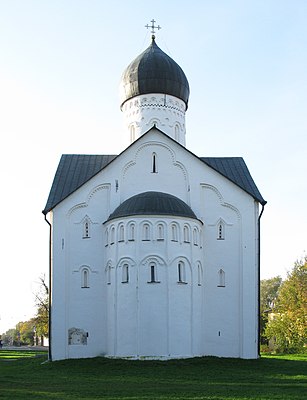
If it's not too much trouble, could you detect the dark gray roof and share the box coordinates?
[43,152,265,215]
[120,37,190,108]
[43,154,117,214]
[107,191,198,222]
[200,157,266,205]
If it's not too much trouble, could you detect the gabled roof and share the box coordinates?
[43,154,117,214]
[200,157,266,205]
[43,130,266,215]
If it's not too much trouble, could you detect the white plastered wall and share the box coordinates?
[50,128,259,360]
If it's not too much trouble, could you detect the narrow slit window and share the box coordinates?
[128,224,135,241]
[197,264,202,286]
[81,269,89,288]
[105,229,108,246]
[218,269,225,287]
[122,264,129,283]
[178,262,186,283]
[193,228,198,246]
[152,153,157,173]
[148,263,159,283]
[107,266,111,285]
[118,224,124,242]
[157,224,164,240]
[183,225,190,242]
[150,264,156,282]
[171,224,178,242]
[142,224,150,241]
[110,226,115,244]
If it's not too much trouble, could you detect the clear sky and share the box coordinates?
[0,0,306,334]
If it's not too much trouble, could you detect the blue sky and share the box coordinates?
[0,0,306,333]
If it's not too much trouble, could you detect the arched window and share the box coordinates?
[81,268,89,288]
[171,224,178,242]
[193,228,199,246]
[197,263,202,286]
[110,226,115,244]
[183,225,190,243]
[178,262,186,283]
[217,221,225,240]
[118,224,124,242]
[148,263,159,283]
[105,228,109,246]
[128,223,135,241]
[83,219,90,238]
[130,125,135,142]
[122,263,129,283]
[157,224,164,240]
[152,152,158,173]
[142,223,150,241]
[107,265,111,285]
[218,269,225,287]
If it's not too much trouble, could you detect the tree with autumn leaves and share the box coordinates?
[1,275,49,346]
[263,256,307,353]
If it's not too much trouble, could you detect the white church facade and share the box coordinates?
[43,33,266,361]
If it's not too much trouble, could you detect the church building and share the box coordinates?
[43,27,266,361]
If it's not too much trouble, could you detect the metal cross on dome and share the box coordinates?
[145,19,161,38]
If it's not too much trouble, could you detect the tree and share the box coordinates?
[33,275,49,340]
[16,319,36,345]
[260,276,282,343]
[265,257,307,352]
[1,328,17,346]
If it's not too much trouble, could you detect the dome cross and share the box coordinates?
[145,19,161,38]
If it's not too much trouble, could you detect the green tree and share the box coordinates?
[265,257,307,352]
[2,328,17,345]
[260,276,282,344]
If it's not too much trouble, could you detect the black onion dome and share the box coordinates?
[107,191,197,222]
[120,38,190,109]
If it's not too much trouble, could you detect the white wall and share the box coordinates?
[50,128,259,360]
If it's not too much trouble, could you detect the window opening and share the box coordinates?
[193,228,198,246]
[157,224,164,240]
[81,269,89,288]
[183,225,190,242]
[107,266,111,285]
[150,264,156,282]
[152,153,157,173]
[122,264,129,283]
[110,226,115,244]
[118,224,124,242]
[171,224,178,242]
[218,269,225,287]
[105,229,108,246]
[128,224,135,241]
[178,262,186,283]
[142,223,150,241]
[148,263,159,283]
[197,264,202,286]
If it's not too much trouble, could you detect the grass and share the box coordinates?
[0,350,306,399]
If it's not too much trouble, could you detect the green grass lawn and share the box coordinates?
[0,350,306,399]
